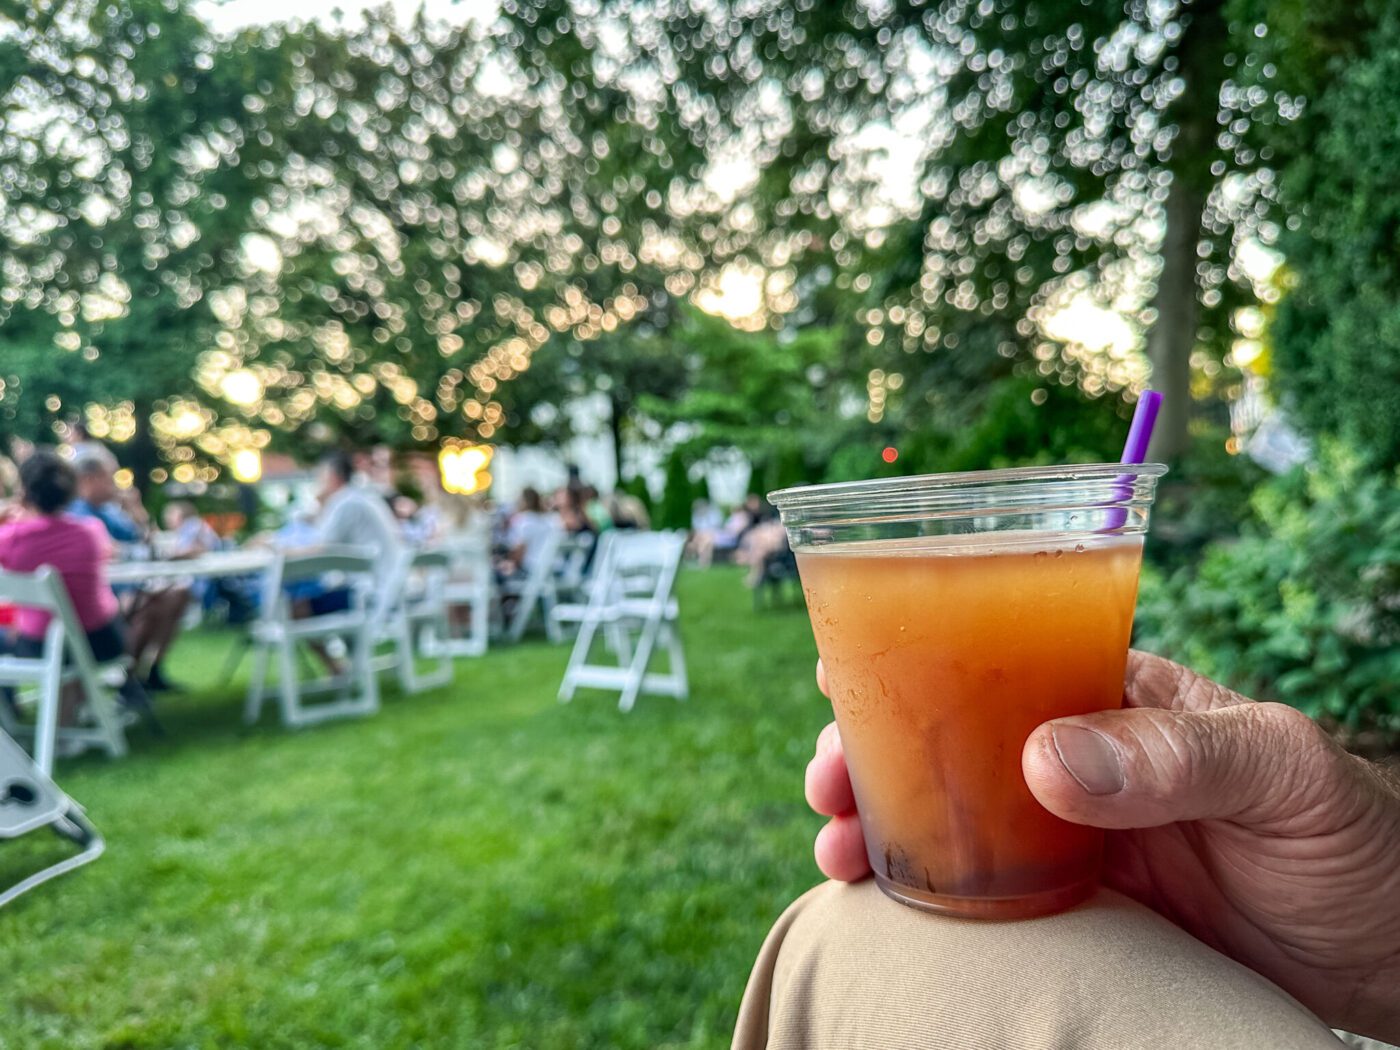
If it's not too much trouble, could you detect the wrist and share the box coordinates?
[1341,767,1400,1042]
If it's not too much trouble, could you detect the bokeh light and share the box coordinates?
[438,442,493,495]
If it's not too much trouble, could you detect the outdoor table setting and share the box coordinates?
[104,547,276,586]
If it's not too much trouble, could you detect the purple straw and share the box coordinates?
[1120,389,1163,465]
[1102,390,1162,532]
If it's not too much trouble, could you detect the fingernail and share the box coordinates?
[1051,725,1124,795]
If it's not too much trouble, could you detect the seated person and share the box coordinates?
[581,484,612,534]
[495,487,556,580]
[281,450,402,613]
[686,497,725,565]
[0,451,128,722]
[0,452,19,641]
[694,494,764,568]
[281,451,405,674]
[71,448,189,692]
[734,652,1400,1049]
[70,448,147,549]
[391,493,434,547]
[312,450,403,572]
[554,486,599,576]
[605,490,651,530]
[554,486,597,539]
[161,501,223,611]
[161,501,221,559]
[735,513,788,588]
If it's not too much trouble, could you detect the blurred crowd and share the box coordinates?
[0,434,685,700]
[0,426,793,725]
[687,493,792,587]
[0,444,204,702]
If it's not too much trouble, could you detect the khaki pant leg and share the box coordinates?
[733,880,1345,1050]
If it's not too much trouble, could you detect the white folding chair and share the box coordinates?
[243,548,379,728]
[372,548,454,694]
[0,568,130,775]
[500,526,564,642]
[555,533,596,599]
[558,531,689,712]
[435,536,492,658]
[548,530,614,640]
[0,725,104,908]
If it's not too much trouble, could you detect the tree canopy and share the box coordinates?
[0,0,1389,490]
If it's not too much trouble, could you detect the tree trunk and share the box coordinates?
[126,400,159,498]
[1145,176,1206,463]
[1145,0,1225,464]
[606,389,625,486]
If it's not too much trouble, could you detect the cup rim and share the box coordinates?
[768,461,1169,509]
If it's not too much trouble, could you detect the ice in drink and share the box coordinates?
[798,533,1144,918]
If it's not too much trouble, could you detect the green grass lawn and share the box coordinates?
[0,569,827,1050]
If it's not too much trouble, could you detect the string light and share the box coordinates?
[230,448,262,483]
[438,442,493,495]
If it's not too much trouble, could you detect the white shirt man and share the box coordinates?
[501,487,558,575]
[314,453,403,586]
[506,509,557,573]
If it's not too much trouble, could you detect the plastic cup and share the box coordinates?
[770,463,1166,919]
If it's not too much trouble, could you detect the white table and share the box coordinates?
[105,549,275,585]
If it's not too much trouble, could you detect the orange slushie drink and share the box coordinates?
[771,464,1164,919]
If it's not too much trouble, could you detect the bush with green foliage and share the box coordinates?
[1146,423,1268,569]
[1136,445,1400,732]
[1264,3,1400,468]
[656,449,698,531]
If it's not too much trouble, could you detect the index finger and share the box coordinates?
[816,659,829,699]
[1124,651,1249,713]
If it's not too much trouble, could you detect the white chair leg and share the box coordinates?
[34,664,62,777]
[663,622,689,701]
[354,625,379,713]
[89,689,128,760]
[420,616,453,689]
[244,642,270,725]
[607,621,633,662]
[558,616,601,703]
[541,585,562,643]
[471,586,490,655]
[277,639,300,727]
[394,619,415,694]
[507,587,534,641]
[617,620,661,714]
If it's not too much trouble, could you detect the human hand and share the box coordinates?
[117,487,149,524]
[805,652,1400,1042]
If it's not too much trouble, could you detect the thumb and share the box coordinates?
[1022,701,1350,831]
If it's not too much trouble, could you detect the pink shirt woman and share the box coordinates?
[0,512,120,640]
[1,448,124,666]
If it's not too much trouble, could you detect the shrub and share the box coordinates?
[1146,423,1268,570]
[656,449,697,531]
[1267,7,1400,469]
[1136,444,1400,733]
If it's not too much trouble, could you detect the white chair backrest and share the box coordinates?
[609,530,685,571]
[0,568,102,682]
[410,548,452,573]
[579,531,683,608]
[556,532,596,590]
[610,531,684,595]
[408,548,451,602]
[521,526,564,585]
[258,546,378,621]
